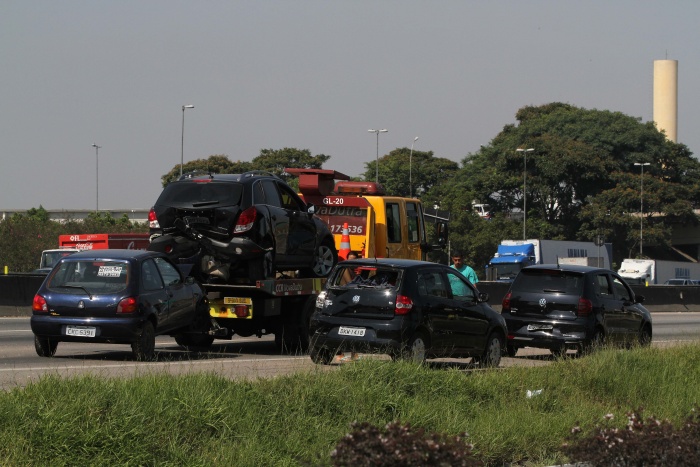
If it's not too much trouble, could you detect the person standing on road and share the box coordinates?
[450,250,479,285]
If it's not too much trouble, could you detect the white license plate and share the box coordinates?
[338,326,366,337]
[66,325,97,337]
[527,324,553,331]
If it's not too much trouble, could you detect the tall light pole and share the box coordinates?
[368,129,388,184]
[181,104,195,177]
[516,148,534,239]
[409,136,419,197]
[634,162,651,256]
[92,143,101,211]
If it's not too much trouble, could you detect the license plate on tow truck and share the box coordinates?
[338,326,365,337]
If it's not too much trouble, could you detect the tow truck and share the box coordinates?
[184,168,448,352]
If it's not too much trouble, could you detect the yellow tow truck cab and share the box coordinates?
[285,168,444,261]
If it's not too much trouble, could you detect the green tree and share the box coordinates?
[363,148,459,197]
[161,155,253,186]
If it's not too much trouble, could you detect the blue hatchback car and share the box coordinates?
[30,249,212,360]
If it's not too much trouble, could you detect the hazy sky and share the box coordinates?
[3,1,699,211]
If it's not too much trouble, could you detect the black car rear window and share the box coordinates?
[157,181,243,208]
[512,269,584,295]
[330,264,401,289]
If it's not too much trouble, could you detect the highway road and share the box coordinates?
[1,312,699,391]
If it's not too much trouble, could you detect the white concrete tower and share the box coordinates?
[653,59,678,142]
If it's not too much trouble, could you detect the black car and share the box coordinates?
[30,249,212,361]
[308,259,507,366]
[501,264,653,357]
[148,171,337,284]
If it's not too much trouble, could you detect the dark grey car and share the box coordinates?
[501,264,652,357]
[309,259,507,366]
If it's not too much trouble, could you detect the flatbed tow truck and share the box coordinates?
[181,168,447,353]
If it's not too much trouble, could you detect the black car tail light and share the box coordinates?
[502,291,512,313]
[234,207,256,234]
[117,297,138,313]
[395,294,413,315]
[148,208,160,229]
[577,297,593,316]
[33,295,48,312]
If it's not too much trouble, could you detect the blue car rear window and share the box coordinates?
[48,260,130,294]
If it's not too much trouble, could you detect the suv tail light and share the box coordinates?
[33,295,48,312]
[234,207,257,234]
[502,292,512,313]
[117,297,138,313]
[395,294,413,315]
[148,208,160,229]
[577,297,593,316]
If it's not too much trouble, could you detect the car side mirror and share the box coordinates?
[478,292,489,303]
[635,294,645,304]
[433,222,449,250]
[307,203,316,215]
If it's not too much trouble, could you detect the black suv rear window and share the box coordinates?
[512,269,584,295]
[157,181,243,208]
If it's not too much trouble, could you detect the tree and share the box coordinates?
[363,148,459,197]
[429,103,700,269]
[161,155,253,186]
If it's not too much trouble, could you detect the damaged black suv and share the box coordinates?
[148,171,337,283]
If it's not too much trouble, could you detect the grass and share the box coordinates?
[1,344,699,466]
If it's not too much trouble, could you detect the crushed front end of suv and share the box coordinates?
[148,171,337,284]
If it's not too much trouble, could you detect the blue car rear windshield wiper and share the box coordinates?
[55,284,93,298]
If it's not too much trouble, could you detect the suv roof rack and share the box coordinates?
[241,170,278,179]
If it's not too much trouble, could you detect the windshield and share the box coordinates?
[512,269,584,295]
[493,263,522,280]
[158,181,243,208]
[48,260,129,294]
[329,264,401,289]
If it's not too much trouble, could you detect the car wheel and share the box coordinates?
[132,321,156,361]
[476,333,502,368]
[550,345,569,358]
[506,344,518,357]
[638,324,652,347]
[581,327,604,355]
[307,239,337,278]
[34,335,58,357]
[401,333,427,364]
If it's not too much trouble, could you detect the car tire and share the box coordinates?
[551,345,569,359]
[475,333,502,368]
[638,324,652,347]
[306,239,337,278]
[132,321,156,361]
[506,344,518,357]
[581,327,604,355]
[34,335,58,357]
[400,332,428,364]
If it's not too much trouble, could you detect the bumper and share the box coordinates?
[504,317,591,350]
[149,233,265,261]
[309,314,413,355]
[30,315,146,343]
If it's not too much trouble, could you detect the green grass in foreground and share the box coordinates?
[1,344,699,466]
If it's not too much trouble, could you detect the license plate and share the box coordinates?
[66,325,96,337]
[527,324,553,331]
[338,326,365,337]
[224,297,253,305]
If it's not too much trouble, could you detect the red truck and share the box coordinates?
[58,233,150,251]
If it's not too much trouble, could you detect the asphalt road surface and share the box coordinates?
[1,312,698,391]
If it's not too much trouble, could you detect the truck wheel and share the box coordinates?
[305,239,336,278]
[34,335,58,357]
[132,321,156,361]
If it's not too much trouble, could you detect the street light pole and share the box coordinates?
[634,162,651,256]
[92,143,101,211]
[516,148,534,240]
[409,136,419,197]
[368,129,388,184]
[181,105,195,177]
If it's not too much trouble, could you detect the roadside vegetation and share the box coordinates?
[1,343,699,466]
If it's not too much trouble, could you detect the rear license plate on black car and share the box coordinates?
[527,324,553,331]
[338,326,365,337]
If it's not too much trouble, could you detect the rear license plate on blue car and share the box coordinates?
[66,325,97,337]
[338,326,365,337]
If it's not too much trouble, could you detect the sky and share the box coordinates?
[2,1,700,211]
